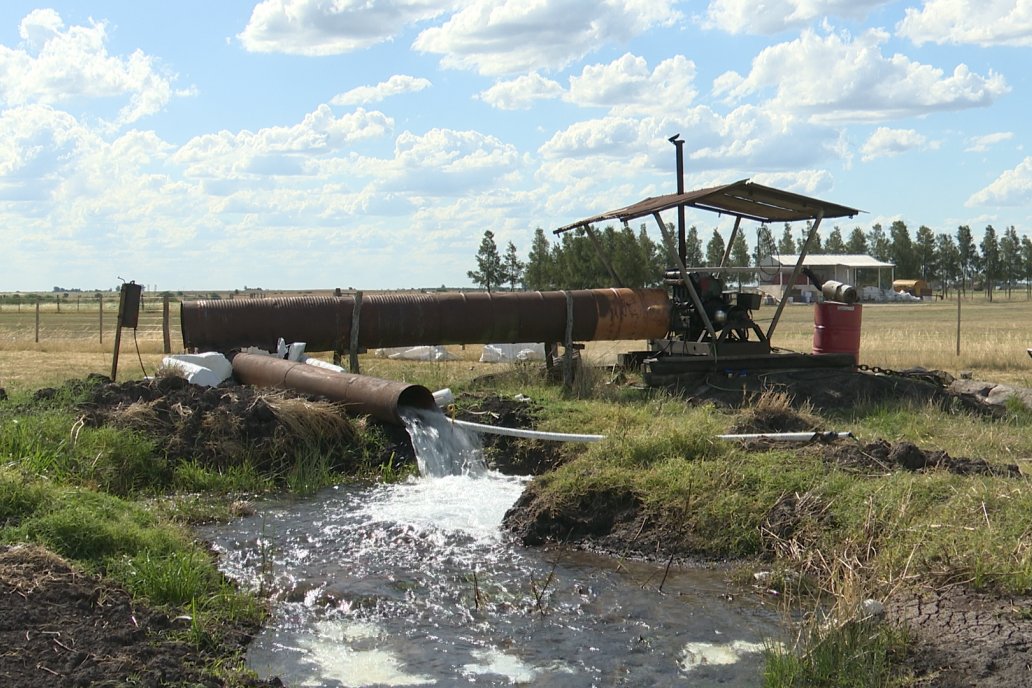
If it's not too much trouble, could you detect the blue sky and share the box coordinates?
[0,1,1028,292]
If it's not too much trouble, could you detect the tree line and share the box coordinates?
[468,221,1032,300]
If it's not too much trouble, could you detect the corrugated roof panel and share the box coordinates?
[556,179,862,234]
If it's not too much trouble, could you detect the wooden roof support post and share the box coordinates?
[653,211,718,343]
[766,210,825,342]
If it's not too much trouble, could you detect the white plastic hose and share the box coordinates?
[448,417,605,443]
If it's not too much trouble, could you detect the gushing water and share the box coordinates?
[399,406,486,478]
[202,408,783,686]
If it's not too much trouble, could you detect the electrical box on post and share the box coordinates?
[119,281,143,329]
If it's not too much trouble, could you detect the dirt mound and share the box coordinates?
[0,544,278,688]
[68,375,412,483]
[728,389,823,434]
[504,481,644,550]
[821,439,1021,477]
[452,393,566,475]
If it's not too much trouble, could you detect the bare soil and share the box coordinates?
[0,544,279,688]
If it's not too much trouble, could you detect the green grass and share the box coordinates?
[764,618,909,687]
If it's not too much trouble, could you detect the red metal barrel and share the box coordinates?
[812,302,862,362]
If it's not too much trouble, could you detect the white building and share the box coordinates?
[758,254,895,302]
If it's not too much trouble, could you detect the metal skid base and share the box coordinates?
[629,349,857,387]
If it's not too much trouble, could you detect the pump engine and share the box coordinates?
[659,270,768,356]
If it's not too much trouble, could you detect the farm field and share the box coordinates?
[3,291,1032,393]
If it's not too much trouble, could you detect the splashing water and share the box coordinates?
[200,404,783,686]
[399,406,486,478]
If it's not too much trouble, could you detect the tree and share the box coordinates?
[935,233,960,298]
[467,230,503,292]
[501,241,524,291]
[778,223,795,254]
[684,225,704,267]
[845,226,868,254]
[730,230,751,286]
[999,226,1021,298]
[636,224,664,286]
[753,224,776,281]
[796,222,820,254]
[980,224,999,301]
[914,225,936,282]
[888,220,916,277]
[705,229,726,267]
[824,226,846,254]
[956,225,976,296]
[1022,237,1032,299]
[523,228,554,290]
[866,223,890,261]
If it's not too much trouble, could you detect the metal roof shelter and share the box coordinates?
[555,178,863,346]
[555,179,861,234]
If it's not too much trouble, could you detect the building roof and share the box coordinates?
[555,179,862,234]
[765,254,895,269]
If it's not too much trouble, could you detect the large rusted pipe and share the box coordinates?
[182,288,671,353]
[230,352,436,425]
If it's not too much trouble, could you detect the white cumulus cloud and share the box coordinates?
[567,54,698,116]
[172,105,393,179]
[897,0,1032,47]
[702,0,892,35]
[413,0,680,76]
[967,157,1032,207]
[332,75,432,106]
[713,27,1009,122]
[861,127,938,161]
[238,0,457,55]
[478,73,563,110]
[0,9,179,126]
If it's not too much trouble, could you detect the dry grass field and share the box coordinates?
[3,291,1032,393]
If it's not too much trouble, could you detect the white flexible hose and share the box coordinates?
[448,417,605,443]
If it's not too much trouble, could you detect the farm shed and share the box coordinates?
[892,279,932,298]
[758,254,895,302]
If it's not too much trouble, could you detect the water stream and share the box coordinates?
[202,410,783,687]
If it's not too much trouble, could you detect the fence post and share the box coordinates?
[35,301,40,343]
[162,295,171,354]
[99,295,103,344]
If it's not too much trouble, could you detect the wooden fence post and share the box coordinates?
[35,301,40,343]
[162,295,171,354]
[99,295,103,344]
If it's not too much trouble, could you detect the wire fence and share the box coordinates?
[0,297,180,351]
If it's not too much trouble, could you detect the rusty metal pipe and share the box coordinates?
[182,288,671,353]
[230,352,436,425]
